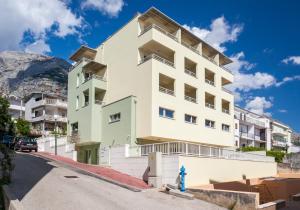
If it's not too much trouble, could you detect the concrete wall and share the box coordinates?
[179,156,277,187]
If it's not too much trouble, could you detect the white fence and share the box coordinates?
[128,142,275,162]
[37,136,77,161]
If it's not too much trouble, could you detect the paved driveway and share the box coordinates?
[8,153,225,210]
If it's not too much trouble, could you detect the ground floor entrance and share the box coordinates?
[76,142,100,165]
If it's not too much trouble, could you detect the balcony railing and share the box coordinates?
[95,100,104,105]
[84,74,105,83]
[185,95,197,103]
[140,24,178,42]
[159,86,175,96]
[128,141,274,162]
[69,57,92,72]
[140,54,174,67]
[240,132,255,139]
[245,116,265,128]
[205,103,215,109]
[184,68,197,78]
[222,87,233,95]
[205,79,215,86]
[222,108,230,114]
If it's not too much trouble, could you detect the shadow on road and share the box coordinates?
[9,153,56,200]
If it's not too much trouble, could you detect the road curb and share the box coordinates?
[31,153,144,192]
[2,185,24,210]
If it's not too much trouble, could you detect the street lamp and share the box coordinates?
[54,117,57,155]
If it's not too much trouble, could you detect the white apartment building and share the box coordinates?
[25,93,67,136]
[234,106,271,150]
[68,7,235,163]
[1,94,25,120]
[270,120,292,150]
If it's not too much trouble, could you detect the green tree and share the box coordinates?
[0,96,12,132]
[16,118,30,136]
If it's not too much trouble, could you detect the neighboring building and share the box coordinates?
[234,106,271,150]
[25,93,67,136]
[67,7,235,164]
[270,120,292,151]
[2,94,25,120]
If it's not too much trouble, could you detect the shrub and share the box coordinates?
[239,146,265,152]
[266,150,286,163]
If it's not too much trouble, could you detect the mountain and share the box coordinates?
[0,51,71,98]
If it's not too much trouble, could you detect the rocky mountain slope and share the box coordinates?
[0,51,71,98]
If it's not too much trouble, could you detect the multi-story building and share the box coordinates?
[234,106,271,150]
[25,93,67,136]
[67,7,235,164]
[270,120,292,150]
[1,94,25,120]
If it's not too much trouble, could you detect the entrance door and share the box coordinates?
[85,150,92,164]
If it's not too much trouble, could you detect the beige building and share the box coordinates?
[68,7,235,164]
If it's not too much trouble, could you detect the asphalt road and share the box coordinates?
[8,153,225,210]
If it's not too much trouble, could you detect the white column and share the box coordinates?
[196,42,202,55]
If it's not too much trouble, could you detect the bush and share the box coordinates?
[239,146,265,152]
[266,150,286,163]
[0,144,15,184]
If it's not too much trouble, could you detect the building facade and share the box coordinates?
[25,93,67,136]
[234,106,271,150]
[234,106,293,151]
[67,7,235,164]
[1,94,25,120]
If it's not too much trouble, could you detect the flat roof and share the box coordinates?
[69,45,97,62]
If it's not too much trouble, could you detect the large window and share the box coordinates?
[222,124,230,132]
[205,119,215,128]
[109,113,121,123]
[185,114,197,124]
[240,124,248,133]
[71,122,78,134]
[159,107,174,119]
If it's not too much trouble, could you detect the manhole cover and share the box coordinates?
[64,175,79,178]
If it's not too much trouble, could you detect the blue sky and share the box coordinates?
[0,0,299,132]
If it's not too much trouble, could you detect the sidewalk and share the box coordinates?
[34,152,150,190]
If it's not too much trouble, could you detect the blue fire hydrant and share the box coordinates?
[179,166,187,192]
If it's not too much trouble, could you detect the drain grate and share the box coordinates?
[64,175,79,178]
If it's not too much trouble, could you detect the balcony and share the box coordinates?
[184,57,197,78]
[139,24,178,42]
[205,68,215,86]
[222,99,230,114]
[140,53,174,67]
[159,74,175,96]
[205,92,215,109]
[84,74,106,83]
[222,87,233,95]
[184,84,197,103]
[95,88,105,105]
[240,132,254,139]
[31,114,67,123]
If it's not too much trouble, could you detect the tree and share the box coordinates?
[0,96,12,132]
[16,118,30,136]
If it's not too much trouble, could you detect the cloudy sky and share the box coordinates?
[0,0,299,131]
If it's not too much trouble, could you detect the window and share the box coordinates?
[109,113,121,123]
[240,124,248,133]
[76,96,79,110]
[159,107,174,119]
[222,124,230,132]
[205,119,215,128]
[76,73,80,87]
[185,114,197,124]
[83,89,89,107]
[235,123,238,129]
[71,122,78,134]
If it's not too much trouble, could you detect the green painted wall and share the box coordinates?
[101,96,137,147]
[76,143,100,164]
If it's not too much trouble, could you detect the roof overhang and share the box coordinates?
[69,46,97,62]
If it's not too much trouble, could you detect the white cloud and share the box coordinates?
[24,39,51,54]
[282,56,300,65]
[275,75,300,87]
[226,52,255,74]
[0,0,83,54]
[82,0,124,17]
[278,109,287,113]
[183,16,243,52]
[245,97,273,116]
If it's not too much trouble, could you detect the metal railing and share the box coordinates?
[140,54,174,67]
[205,79,215,86]
[95,100,104,105]
[222,108,230,114]
[84,74,106,83]
[185,95,197,103]
[159,86,175,96]
[240,132,255,139]
[205,103,215,109]
[140,24,178,41]
[184,68,197,77]
[222,87,233,95]
[129,142,274,162]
